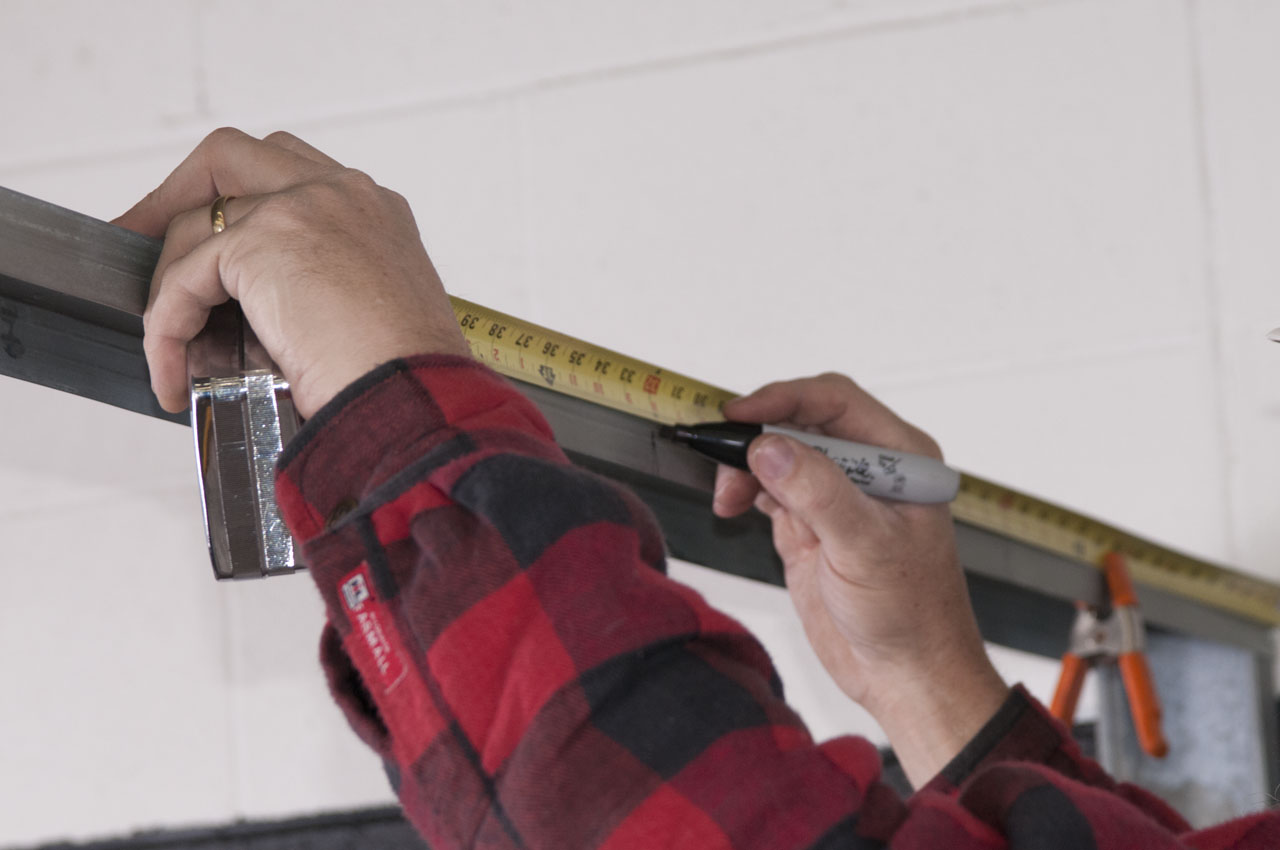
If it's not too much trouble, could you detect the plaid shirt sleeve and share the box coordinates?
[275,355,1280,850]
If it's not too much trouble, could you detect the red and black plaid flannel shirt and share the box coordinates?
[276,355,1280,849]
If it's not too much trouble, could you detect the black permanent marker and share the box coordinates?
[659,421,961,504]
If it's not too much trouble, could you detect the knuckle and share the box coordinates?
[289,169,378,213]
[817,371,858,390]
[264,129,300,146]
[330,169,401,215]
[385,187,413,212]
[256,193,308,231]
[162,214,184,242]
[144,183,166,208]
[142,331,165,357]
[335,167,378,192]
[909,426,945,460]
[154,256,183,292]
[152,268,173,299]
[165,205,202,239]
[746,378,788,399]
[204,126,247,150]
[798,473,843,518]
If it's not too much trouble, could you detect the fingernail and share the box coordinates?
[753,437,794,481]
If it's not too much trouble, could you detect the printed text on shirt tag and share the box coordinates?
[340,564,409,694]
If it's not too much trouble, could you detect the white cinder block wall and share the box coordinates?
[2,0,1278,843]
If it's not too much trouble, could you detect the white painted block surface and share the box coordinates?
[510,0,1032,80]
[0,490,233,846]
[0,1,200,168]
[190,0,1041,130]
[880,341,1230,566]
[0,377,193,519]
[221,580,395,819]
[519,0,1207,402]
[197,1,522,124]
[1196,0,1280,578]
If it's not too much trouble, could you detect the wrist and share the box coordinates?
[294,331,470,418]
[864,649,1009,788]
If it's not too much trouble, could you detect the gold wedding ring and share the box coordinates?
[211,195,234,235]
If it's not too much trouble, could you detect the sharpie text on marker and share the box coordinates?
[659,422,961,504]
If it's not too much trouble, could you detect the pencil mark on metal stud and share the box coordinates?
[0,305,24,359]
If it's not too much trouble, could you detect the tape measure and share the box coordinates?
[450,296,1280,628]
[453,297,736,425]
[952,477,1280,626]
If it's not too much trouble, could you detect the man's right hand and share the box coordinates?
[713,373,1008,787]
[114,128,470,419]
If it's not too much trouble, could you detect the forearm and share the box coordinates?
[275,355,899,848]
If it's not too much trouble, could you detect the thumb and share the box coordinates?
[747,434,874,545]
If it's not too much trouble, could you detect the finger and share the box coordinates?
[146,195,263,323]
[114,127,331,237]
[724,374,851,425]
[144,229,247,412]
[725,372,937,457]
[755,493,820,560]
[713,465,761,517]
[754,490,781,517]
[263,130,343,167]
[748,434,880,547]
[725,372,899,432]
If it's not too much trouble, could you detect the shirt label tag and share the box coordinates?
[340,565,407,693]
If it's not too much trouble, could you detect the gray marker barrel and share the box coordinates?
[762,425,960,504]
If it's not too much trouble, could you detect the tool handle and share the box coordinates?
[189,303,301,580]
[1050,652,1088,727]
[1119,651,1168,758]
[1103,551,1140,607]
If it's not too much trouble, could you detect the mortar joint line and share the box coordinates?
[2,0,1081,176]
[1182,0,1237,564]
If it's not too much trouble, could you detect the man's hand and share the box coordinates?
[114,128,469,419]
[714,373,1008,787]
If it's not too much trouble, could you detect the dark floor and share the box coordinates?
[19,724,1102,850]
[29,808,426,850]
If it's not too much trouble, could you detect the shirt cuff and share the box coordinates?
[274,354,556,544]
[922,684,1079,794]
